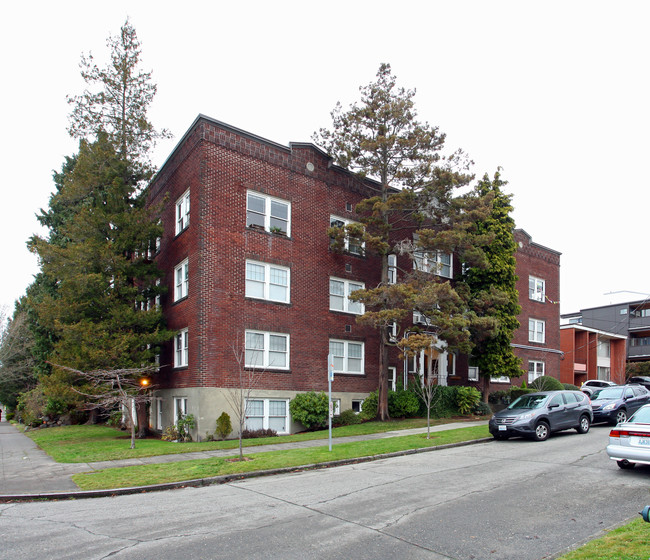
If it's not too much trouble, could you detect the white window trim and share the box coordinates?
[173,397,187,425]
[175,190,190,235]
[247,191,291,236]
[468,366,479,382]
[388,254,397,284]
[528,360,545,383]
[175,328,189,368]
[245,330,290,370]
[174,259,189,301]
[329,339,365,375]
[245,398,290,434]
[352,399,364,414]
[245,260,290,303]
[529,276,545,302]
[413,251,452,278]
[490,375,511,383]
[330,215,364,255]
[329,277,365,315]
[528,318,546,343]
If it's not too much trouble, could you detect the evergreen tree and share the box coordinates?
[315,64,475,420]
[461,171,522,394]
[67,19,171,170]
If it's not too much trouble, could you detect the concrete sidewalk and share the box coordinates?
[0,416,489,500]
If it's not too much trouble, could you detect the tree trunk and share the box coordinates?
[377,328,391,421]
[136,400,149,438]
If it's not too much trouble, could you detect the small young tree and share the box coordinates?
[226,337,266,460]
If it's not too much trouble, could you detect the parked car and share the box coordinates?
[627,375,650,390]
[590,385,650,425]
[606,403,650,469]
[489,391,593,441]
[580,379,617,397]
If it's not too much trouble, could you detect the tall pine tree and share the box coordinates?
[315,64,475,420]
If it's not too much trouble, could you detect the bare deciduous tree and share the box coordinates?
[225,338,266,461]
[51,363,156,449]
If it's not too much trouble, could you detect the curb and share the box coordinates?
[0,437,493,502]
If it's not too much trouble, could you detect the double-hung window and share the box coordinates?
[245,398,289,434]
[329,278,364,314]
[529,276,545,302]
[245,330,289,370]
[247,191,291,235]
[174,259,189,301]
[175,328,189,368]
[173,397,187,425]
[414,251,452,278]
[175,190,190,235]
[528,360,544,382]
[388,255,397,284]
[330,216,364,255]
[329,339,364,375]
[529,319,545,343]
[245,260,290,303]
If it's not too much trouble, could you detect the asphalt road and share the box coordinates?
[1,424,648,560]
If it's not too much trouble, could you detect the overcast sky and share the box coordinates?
[2,0,648,320]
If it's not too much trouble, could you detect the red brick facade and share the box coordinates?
[147,116,562,436]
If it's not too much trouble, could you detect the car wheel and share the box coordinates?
[576,414,590,434]
[613,409,627,425]
[617,460,636,469]
[533,421,550,441]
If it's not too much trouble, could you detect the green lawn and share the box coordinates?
[25,417,462,463]
[70,425,489,490]
[557,518,649,560]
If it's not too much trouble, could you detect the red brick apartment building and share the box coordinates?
[146,115,562,437]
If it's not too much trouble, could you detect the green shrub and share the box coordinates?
[177,414,196,442]
[242,428,277,439]
[161,425,179,441]
[456,386,481,415]
[529,375,564,392]
[215,412,232,440]
[17,387,47,427]
[473,401,492,416]
[333,409,362,426]
[360,391,378,419]
[107,409,123,428]
[289,391,329,430]
[488,389,510,405]
[388,388,420,418]
[563,383,579,391]
[509,387,535,401]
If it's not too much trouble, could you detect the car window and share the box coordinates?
[508,394,548,409]
[629,406,650,424]
[624,388,634,399]
[564,393,579,404]
[633,386,647,396]
[549,394,564,407]
[596,388,624,400]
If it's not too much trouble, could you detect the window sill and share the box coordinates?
[172,296,189,305]
[246,226,291,239]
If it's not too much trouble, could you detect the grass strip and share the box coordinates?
[557,518,649,560]
[25,417,467,463]
[72,425,489,490]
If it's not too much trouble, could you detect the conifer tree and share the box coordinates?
[315,64,475,420]
[461,171,522,393]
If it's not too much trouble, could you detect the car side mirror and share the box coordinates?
[548,403,559,409]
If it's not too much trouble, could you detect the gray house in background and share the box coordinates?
[561,299,650,363]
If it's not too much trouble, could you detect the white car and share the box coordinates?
[581,379,617,397]
[606,404,650,469]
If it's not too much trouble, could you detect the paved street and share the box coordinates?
[1,423,648,559]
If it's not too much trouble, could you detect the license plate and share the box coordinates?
[499,425,507,431]
[638,438,650,446]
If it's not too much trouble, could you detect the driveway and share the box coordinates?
[1,424,646,559]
